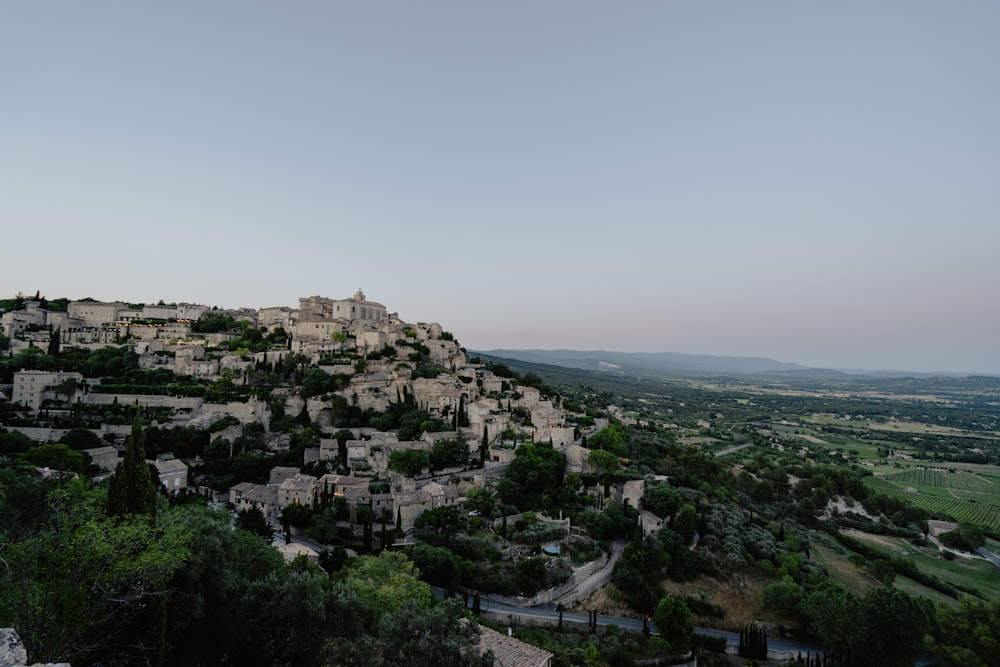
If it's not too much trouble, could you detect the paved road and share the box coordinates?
[468,593,825,656]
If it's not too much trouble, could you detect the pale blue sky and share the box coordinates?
[3,2,998,373]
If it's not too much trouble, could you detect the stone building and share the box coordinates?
[298,290,388,324]
[153,456,188,493]
[67,300,126,326]
[11,370,84,411]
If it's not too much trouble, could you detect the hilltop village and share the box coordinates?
[3,290,998,667]
[1,290,608,543]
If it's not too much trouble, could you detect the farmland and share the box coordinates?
[864,475,1000,531]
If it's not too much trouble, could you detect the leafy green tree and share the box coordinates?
[0,429,33,455]
[20,443,90,474]
[47,327,60,357]
[652,595,693,654]
[800,580,863,656]
[329,597,492,667]
[465,486,497,519]
[859,586,934,667]
[165,507,286,665]
[497,442,566,510]
[228,568,337,667]
[61,427,102,450]
[761,575,805,618]
[341,551,434,618]
[107,413,159,519]
[0,486,189,665]
[429,438,470,470]
[929,596,1000,667]
[235,506,275,542]
[939,523,986,552]
[300,367,333,398]
[587,448,619,496]
[643,483,683,519]
[588,424,629,456]
[389,449,430,476]
[407,543,461,588]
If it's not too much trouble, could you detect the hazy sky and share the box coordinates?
[3,2,998,373]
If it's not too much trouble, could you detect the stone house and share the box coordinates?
[83,446,118,472]
[420,480,460,509]
[277,474,318,508]
[11,370,84,412]
[230,482,279,519]
[153,457,189,493]
[639,510,665,537]
[393,489,433,532]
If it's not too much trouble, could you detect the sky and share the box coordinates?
[2,2,998,374]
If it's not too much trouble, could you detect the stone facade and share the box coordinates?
[67,301,126,326]
[11,370,84,412]
[153,456,188,493]
[298,290,388,324]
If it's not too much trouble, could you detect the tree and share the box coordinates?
[652,596,693,654]
[429,438,470,471]
[587,448,619,496]
[389,449,429,477]
[341,551,433,618]
[858,586,934,667]
[235,506,275,543]
[929,596,1000,667]
[107,413,159,519]
[588,424,628,456]
[20,444,89,475]
[0,486,189,665]
[800,580,863,657]
[939,523,986,552]
[328,597,492,667]
[643,483,683,519]
[356,503,375,552]
[465,487,497,519]
[164,507,288,666]
[61,427,101,451]
[497,442,566,510]
[479,424,489,464]
[47,327,60,357]
[300,367,332,399]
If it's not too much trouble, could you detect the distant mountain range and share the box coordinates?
[470,349,984,379]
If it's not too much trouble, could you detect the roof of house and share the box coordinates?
[244,484,278,504]
[83,446,118,457]
[154,458,188,474]
[420,481,458,499]
[342,486,372,501]
[269,466,300,484]
[393,489,432,506]
[477,624,553,667]
[279,474,317,493]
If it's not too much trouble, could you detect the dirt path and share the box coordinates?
[715,442,753,457]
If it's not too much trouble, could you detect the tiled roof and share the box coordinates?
[477,625,552,667]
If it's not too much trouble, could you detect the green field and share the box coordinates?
[820,529,1000,603]
[864,476,1000,530]
[884,468,1000,493]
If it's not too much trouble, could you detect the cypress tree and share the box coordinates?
[47,327,60,357]
[105,412,167,666]
[107,412,159,519]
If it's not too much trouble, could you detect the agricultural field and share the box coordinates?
[864,472,1000,531]
[829,529,1000,603]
